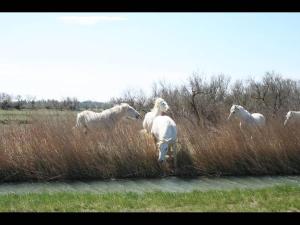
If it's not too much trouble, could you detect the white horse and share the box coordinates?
[284,111,300,126]
[142,98,170,133]
[75,103,141,133]
[227,105,266,128]
[151,115,177,170]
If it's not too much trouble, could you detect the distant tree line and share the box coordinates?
[0,95,109,111]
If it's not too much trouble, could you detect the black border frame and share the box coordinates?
[1,0,300,12]
[1,0,300,223]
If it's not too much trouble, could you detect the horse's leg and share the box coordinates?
[173,143,177,174]
[83,124,90,135]
[239,122,246,137]
[240,122,253,141]
[72,126,77,134]
[158,142,169,177]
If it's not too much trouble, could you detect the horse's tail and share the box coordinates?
[75,112,84,128]
[73,114,81,131]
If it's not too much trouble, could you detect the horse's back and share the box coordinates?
[151,116,177,142]
[285,111,300,125]
[78,110,98,120]
[252,113,266,126]
[291,111,300,118]
[76,110,101,128]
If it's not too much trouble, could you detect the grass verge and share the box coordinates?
[0,185,299,212]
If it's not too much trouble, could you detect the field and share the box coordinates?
[0,109,75,125]
[0,109,300,182]
[0,184,298,212]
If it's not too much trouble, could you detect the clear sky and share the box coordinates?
[0,13,300,102]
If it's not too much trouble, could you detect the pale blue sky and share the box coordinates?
[0,13,299,101]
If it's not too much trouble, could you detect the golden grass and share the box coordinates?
[0,113,299,181]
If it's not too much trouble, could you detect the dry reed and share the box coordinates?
[0,113,299,182]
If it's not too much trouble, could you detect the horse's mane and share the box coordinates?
[234,105,253,118]
[232,104,246,111]
[151,98,164,112]
[236,105,245,110]
[105,103,129,115]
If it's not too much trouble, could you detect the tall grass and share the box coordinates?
[0,112,300,182]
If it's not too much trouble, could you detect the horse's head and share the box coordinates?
[227,104,241,121]
[284,111,293,126]
[120,103,141,120]
[154,98,170,113]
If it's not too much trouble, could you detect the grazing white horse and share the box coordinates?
[284,111,300,126]
[142,98,170,133]
[227,105,266,128]
[151,115,177,170]
[75,103,141,132]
